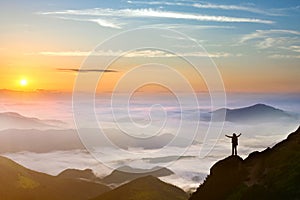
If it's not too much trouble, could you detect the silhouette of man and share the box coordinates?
[225,133,241,156]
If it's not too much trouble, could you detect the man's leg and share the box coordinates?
[232,144,234,155]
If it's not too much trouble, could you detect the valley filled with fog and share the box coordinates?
[0,91,299,191]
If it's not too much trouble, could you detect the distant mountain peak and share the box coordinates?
[208,103,296,124]
[250,103,269,107]
[214,103,282,112]
[240,103,281,110]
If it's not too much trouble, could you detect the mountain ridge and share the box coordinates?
[0,112,66,130]
[205,103,298,124]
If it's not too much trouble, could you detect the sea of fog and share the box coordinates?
[1,92,299,191]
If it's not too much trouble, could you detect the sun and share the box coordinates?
[20,79,28,87]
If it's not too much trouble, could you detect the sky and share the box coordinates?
[0,0,300,93]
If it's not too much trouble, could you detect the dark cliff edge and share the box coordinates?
[190,126,300,200]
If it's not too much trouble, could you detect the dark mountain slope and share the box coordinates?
[190,126,300,200]
[0,156,110,200]
[91,175,188,200]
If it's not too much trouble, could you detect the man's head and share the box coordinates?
[233,133,236,136]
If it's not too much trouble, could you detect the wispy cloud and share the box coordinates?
[269,5,300,13]
[127,1,283,16]
[192,3,283,16]
[124,50,232,58]
[39,8,274,25]
[144,24,235,29]
[286,46,300,53]
[88,19,122,29]
[127,0,185,6]
[268,54,300,59]
[240,29,300,43]
[256,37,297,49]
[55,16,122,29]
[184,52,232,58]
[57,68,118,73]
[125,49,174,57]
[111,49,231,58]
[240,29,300,58]
[124,49,225,58]
[35,49,231,58]
[126,49,233,58]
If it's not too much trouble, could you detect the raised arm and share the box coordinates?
[237,133,241,137]
[225,135,232,138]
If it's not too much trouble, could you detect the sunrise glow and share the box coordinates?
[19,79,28,87]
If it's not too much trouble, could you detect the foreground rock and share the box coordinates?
[190,126,300,200]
